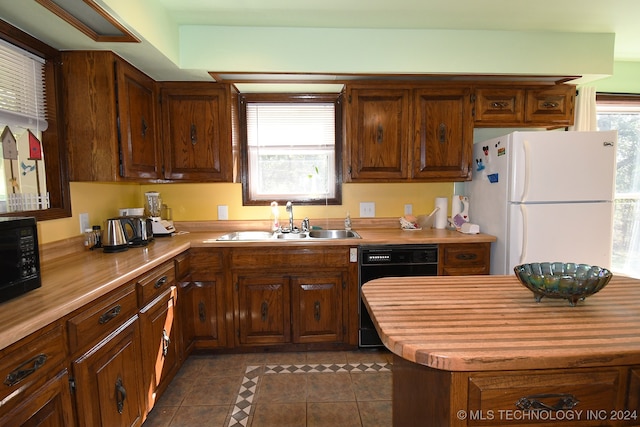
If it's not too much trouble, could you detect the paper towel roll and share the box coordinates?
[434,197,448,229]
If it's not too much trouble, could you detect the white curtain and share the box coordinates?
[569,86,597,131]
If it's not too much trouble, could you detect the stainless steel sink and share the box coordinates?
[308,229,361,239]
[215,231,275,241]
[215,229,361,241]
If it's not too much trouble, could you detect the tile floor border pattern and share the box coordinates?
[228,362,392,427]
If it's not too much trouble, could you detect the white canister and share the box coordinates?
[434,197,448,229]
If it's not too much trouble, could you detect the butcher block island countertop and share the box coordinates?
[362,275,640,427]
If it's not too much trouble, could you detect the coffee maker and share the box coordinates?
[144,191,175,236]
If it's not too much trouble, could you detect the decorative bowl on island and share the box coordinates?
[513,262,613,306]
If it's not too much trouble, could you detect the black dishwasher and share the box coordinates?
[358,244,438,348]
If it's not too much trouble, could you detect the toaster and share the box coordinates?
[119,216,153,247]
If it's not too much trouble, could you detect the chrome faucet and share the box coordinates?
[286,201,294,232]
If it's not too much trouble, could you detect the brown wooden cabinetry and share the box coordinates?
[136,261,180,412]
[474,84,575,127]
[413,87,474,180]
[346,84,473,182]
[0,322,75,427]
[346,87,411,180]
[182,248,226,350]
[68,283,145,427]
[62,51,160,181]
[231,246,351,348]
[159,82,234,181]
[439,242,491,275]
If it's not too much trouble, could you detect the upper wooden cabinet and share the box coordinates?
[345,84,473,182]
[474,84,575,127]
[345,88,411,180]
[62,51,161,182]
[159,82,234,182]
[413,87,474,181]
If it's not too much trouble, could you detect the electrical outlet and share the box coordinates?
[79,212,89,233]
[217,205,229,220]
[360,202,375,218]
[404,204,413,215]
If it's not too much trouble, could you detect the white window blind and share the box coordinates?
[0,39,48,131]
[246,102,336,200]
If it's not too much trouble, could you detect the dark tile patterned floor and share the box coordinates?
[142,349,393,427]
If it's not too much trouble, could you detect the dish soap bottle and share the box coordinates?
[344,211,352,231]
[270,201,280,231]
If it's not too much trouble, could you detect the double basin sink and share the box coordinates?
[216,229,361,241]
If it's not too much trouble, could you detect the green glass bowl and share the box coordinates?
[514,262,613,306]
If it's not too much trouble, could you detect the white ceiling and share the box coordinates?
[0,0,638,82]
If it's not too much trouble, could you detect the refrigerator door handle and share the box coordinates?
[519,204,528,264]
[522,139,531,203]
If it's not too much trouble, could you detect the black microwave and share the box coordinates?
[0,217,41,303]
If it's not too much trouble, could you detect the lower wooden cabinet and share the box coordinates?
[181,279,226,350]
[72,316,145,427]
[139,287,180,412]
[291,273,344,344]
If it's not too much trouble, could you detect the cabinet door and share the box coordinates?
[73,316,145,427]
[291,273,344,344]
[413,87,474,181]
[161,83,232,181]
[182,279,226,350]
[116,60,160,180]
[0,369,76,427]
[347,88,411,180]
[235,274,291,345]
[525,85,575,126]
[139,287,180,412]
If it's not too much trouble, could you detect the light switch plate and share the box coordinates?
[79,212,89,233]
[349,247,358,263]
[217,205,229,220]
[404,204,413,215]
[360,202,375,217]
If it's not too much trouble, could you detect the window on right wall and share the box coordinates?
[596,94,640,278]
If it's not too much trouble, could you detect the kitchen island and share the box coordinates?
[361,275,640,426]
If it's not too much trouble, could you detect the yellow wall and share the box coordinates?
[38,181,454,243]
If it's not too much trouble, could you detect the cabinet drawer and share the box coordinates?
[231,247,349,269]
[440,243,489,267]
[190,248,223,280]
[68,282,138,354]
[0,322,66,409]
[467,368,626,426]
[137,260,176,307]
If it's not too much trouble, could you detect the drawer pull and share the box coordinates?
[456,253,477,261]
[261,301,268,322]
[516,393,579,411]
[99,305,122,324]
[115,377,127,414]
[4,353,48,387]
[490,101,510,109]
[154,275,168,289]
[314,301,321,321]
[541,101,560,109]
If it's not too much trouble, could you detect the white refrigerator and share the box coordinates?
[465,130,617,275]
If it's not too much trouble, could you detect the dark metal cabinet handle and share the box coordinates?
[115,377,127,414]
[516,393,579,411]
[490,101,510,109]
[141,117,148,137]
[190,124,197,145]
[314,301,321,321]
[4,353,47,387]
[198,301,206,323]
[376,124,383,144]
[99,305,121,324]
[261,301,268,322]
[154,275,168,289]
[438,123,447,143]
[456,253,477,261]
[162,329,170,357]
[541,101,560,109]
